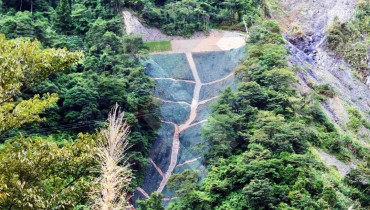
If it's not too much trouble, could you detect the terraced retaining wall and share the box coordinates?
[133,47,246,205]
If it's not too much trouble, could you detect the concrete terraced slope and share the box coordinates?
[122,11,247,205]
[133,45,246,204]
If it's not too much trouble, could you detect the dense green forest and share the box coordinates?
[1,0,370,209]
[0,0,159,208]
[0,0,159,188]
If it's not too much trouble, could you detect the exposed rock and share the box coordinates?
[318,149,357,176]
[271,0,356,35]
[274,0,370,176]
[366,75,370,87]
[122,10,185,41]
[274,0,370,125]
[123,10,216,42]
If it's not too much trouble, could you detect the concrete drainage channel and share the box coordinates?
[132,47,246,205]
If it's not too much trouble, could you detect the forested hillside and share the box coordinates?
[124,0,265,36]
[0,0,370,209]
[0,0,160,208]
[164,20,370,209]
[0,0,159,187]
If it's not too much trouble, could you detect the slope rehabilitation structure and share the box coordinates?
[124,11,247,205]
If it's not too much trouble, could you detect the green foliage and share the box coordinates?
[326,1,370,77]
[0,134,96,209]
[125,0,262,36]
[30,69,159,184]
[202,21,298,163]
[71,3,93,34]
[346,157,370,206]
[250,111,309,154]
[55,0,72,32]
[122,35,146,54]
[0,94,58,136]
[346,106,370,132]
[144,40,171,52]
[169,20,369,209]
[1,1,369,209]
[0,11,35,39]
[195,151,352,209]
[0,34,82,102]
[137,193,165,210]
[243,178,273,209]
[261,67,297,92]
[0,34,82,136]
[313,83,336,101]
[168,170,199,198]
[0,0,159,189]
[168,170,211,210]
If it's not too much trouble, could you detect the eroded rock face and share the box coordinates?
[366,75,370,87]
[272,0,370,175]
[122,10,181,41]
[122,11,210,42]
[318,149,357,176]
[273,0,356,35]
[274,0,370,115]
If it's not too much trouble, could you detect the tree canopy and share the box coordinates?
[0,0,159,187]
[0,35,82,136]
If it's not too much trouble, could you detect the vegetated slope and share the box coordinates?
[326,1,370,82]
[0,32,96,209]
[123,0,265,36]
[0,0,159,188]
[274,0,370,164]
[276,0,370,205]
[156,1,370,209]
